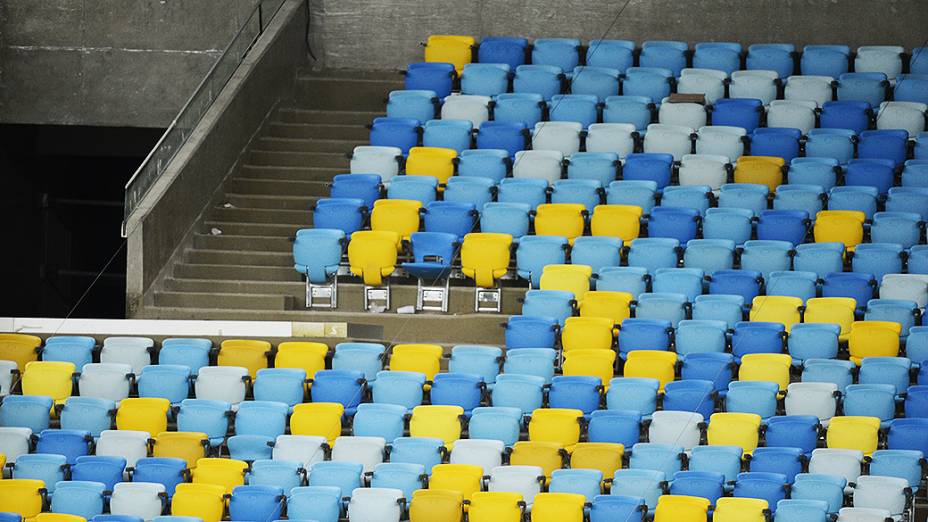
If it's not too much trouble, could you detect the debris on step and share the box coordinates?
[397,305,416,314]
[223,202,235,208]
[210,228,223,236]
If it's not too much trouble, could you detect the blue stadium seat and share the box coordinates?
[235,401,288,440]
[859,357,911,395]
[870,212,922,248]
[492,373,545,415]
[370,462,427,500]
[689,445,744,484]
[750,128,802,162]
[369,117,420,154]
[663,379,716,419]
[707,270,763,305]
[571,66,621,101]
[246,459,305,497]
[773,185,826,219]
[51,480,106,519]
[606,179,659,210]
[734,471,789,510]
[894,74,928,105]
[791,474,846,514]
[254,368,305,407]
[71,456,125,491]
[13,453,67,492]
[747,44,796,79]
[571,236,621,273]
[912,246,928,276]
[757,210,810,245]
[718,184,769,217]
[551,179,604,209]
[844,158,896,195]
[461,63,511,97]
[702,208,754,245]
[307,461,363,497]
[444,178,494,209]
[859,129,908,166]
[550,468,603,501]
[766,271,818,302]
[429,373,484,414]
[402,231,457,284]
[386,90,438,122]
[661,185,713,214]
[653,267,705,301]
[647,207,700,243]
[675,320,728,356]
[680,352,736,392]
[866,299,919,338]
[739,240,793,279]
[844,383,896,425]
[423,201,476,239]
[764,416,821,456]
[622,67,674,103]
[887,418,928,454]
[669,470,725,504]
[227,434,273,461]
[692,294,744,328]
[617,319,674,360]
[787,158,840,190]
[852,243,904,281]
[629,443,686,478]
[478,37,528,70]
[905,326,928,364]
[229,485,284,522]
[480,202,531,238]
[371,371,425,410]
[36,429,92,464]
[516,235,569,289]
[603,96,654,131]
[886,188,928,220]
[504,315,557,349]
[610,469,666,511]
[902,160,928,187]
[404,62,455,98]
[422,119,473,152]
[455,150,508,184]
[748,448,804,483]
[711,98,764,132]
[353,403,406,441]
[158,338,212,375]
[868,449,925,492]
[449,345,502,386]
[521,290,575,325]
[533,38,581,71]
[606,378,660,416]
[59,397,115,437]
[476,121,527,157]
[548,376,603,415]
[389,437,445,474]
[732,321,786,361]
[586,39,636,71]
[497,178,548,208]
[514,65,564,100]
[293,228,346,294]
[837,72,889,106]
[596,266,649,296]
[42,336,94,370]
[549,94,600,128]
[804,129,857,164]
[822,272,876,307]
[820,101,872,134]
[683,239,735,272]
[801,45,851,78]
[287,486,344,522]
[493,92,545,127]
[694,42,743,75]
[502,348,557,385]
[312,198,366,237]
[634,292,688,325]
[793,242,845,279]
[176,399,231,447]
[627,238,680,272]
[0,395,54,432]
[640,41,688,76]
[310,369,366,415]
[566,152,619,187]
[726,381,779,419]
[801,359,856,390]
[587,410,641,448]
[387,175,437,203]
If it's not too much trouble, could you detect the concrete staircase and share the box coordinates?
[135,69,521,345]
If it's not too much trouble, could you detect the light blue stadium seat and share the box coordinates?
[461,63,511,97]
[387,175,438,204]
[235,401,288,440]
[859,357,911,395]
[468,406,522,446]
[513,65,564,100]
[449,345,502,386]
[551,179,603,210]
[480,202,531,238]
[0,395,54,432]
[229,485,284,522]
[793,242,845,279]
[787,323,841,364]
[386,90,438,121]
[158,338,213,375]
[718,184,769,216]
[59,397,115,437]
[287,486,343,522]
[442,177,495,209]
[901,160,928,188]
[622,67,674,103]
[606,378,660,417]
[661,185,713,214]
[370,462,427,500]
[504,315,557,349]
[587,410,641,448]
[886,188,928,221]
[640,41,688,76]
[388,437,445,474]
[307,461,363,498]
[571,66,621,102]
[332,343,385,382]
[566,152,619,187]
[801,358,856,390]
[675,320,728,356]
[422,119,473,152]
[586,39,636,71]
[774,184,827,218]
[176,399,231,447]
[521,290,575,325]
[868,450,925,492]
[852,243,904,282]
[610,469,666,511]
[533,38,581,72]
[652,268,704,302]
[550,468,603,501]
[603,95,654,131]
[352,403,406,441]
[805,129,856,164]
[694,42,742,75]
[571,236,621,274]
[747,43,796,79]
[689,445,744,485]
[493,93,545,127]
[801,44,851,78]
[457,149,509,182]
[739,240,794,279]
[370,371,425,410]
[766,270,818,302]
[634,292,688,326]
[497,178,548,208]
[51,481,106,519]
[13,453,68,492]
[292,228,345,286]
[870,212,922,248]
[549,94,600,128]
[683,239,735,272]
[227,435,273,461]
[629,443,685,479]
[253,368,306,407]
[605,180,659,212]
[516,236,569,289]
[843,384,896,425]
[596,266,650,297]
[702,208,754,245]
[837,72,889,106]
[42,336,94,370]
[692,294,744,329]
[791,473,846,514]
[502,348,557,384]
[726,381,779,419]
[907,326,928,365]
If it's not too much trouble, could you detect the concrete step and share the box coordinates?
[153,291,292,311]
[223,194,316,211]
[209,206,310,225]
[267,122,369,141]
[185,248,294,266]
[238,165,343,182]
[248,150,349,168]
[192,234,295,252]
[225,178,329,197]
[256,137,361,154]
[275,108,381,126]
[294,74,403,111]
[201,221,304,237]
[174,263,300,282]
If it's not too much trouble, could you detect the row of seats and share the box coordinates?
[421,36,927,79]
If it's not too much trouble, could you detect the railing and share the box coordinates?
[122,0,286,236]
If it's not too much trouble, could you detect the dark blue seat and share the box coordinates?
[548,376,603,415]
[844,158,897,194]
[732,321,786,361]
[587,410,642,448]
[647,207,700,243]
[747,44,796,79]
[734,471,789,511]
[310,369,366,415]
[330,174,382,209]
[423,201,476,239]
[369,117,420,154]
[837,72,889,106]
[763,416,821,455]
[888,418,928,454]
[404,62,455,98]
[680,352,736,392]
[859,129,908,166]
[402,232,457,281]
[71,456,126,491]
[429,373,484,415]
[750,128,802,162]
[820,101,872,134]
[622,67,674,102]
[640,41,689,76]
[504,316,558,349]
[478,37,528,70]
[822,272,876,309]
[313,198,367,237]
[476,121,528,157]
[748,447,805,483]
[590,495,646,522]
[711,98,763,132]
[229,485,285,522]
[694,42,743,75]
[663,379,716,419]
[757,210,810,246]
[622,153,674,189]
[708,269,763,304]
[801,45,851,78]
[532,38,581,71]
[132,457,187,497]
[669,470,725,504]
[905,385,928,418]
[618,319,673,360]
[36,429,92,465]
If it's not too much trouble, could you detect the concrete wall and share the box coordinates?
[309,0,928,70]
[0,0,260,128]
[125,0,307,317]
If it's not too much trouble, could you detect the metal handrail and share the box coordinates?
[122,0,285,236]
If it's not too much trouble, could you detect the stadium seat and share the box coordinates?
[659,98,708,129]
[369,118,420,154]
[603,96,654,131]
[551,180,603,210]
[623,67,674,103]
[767,100,817,133]
[643,124,694,161]
[726,381,779,419]
[549,94,599,128]
[623,351,677,391]
[404,62,454,98]
[629,442,686,479]
[747,44,796,79]
[653,494,710,522]
[539,264,593,300]
[708,412,762,455]
[587,410,641,448]
[480,202,531,237]
[532,121,582,155]
[877,101,927,136]
[605,377,660,416]
[805,129,857,164]
[730,70,779,104]
[735,473,788,511]
[764,415,821,455]
[456,149,509,182]
[13,453,68,492]
[693,41,741,74]
[610,469,666,511]
[514,65,564,100]
[95,430,150,468]
[677,68,727,103]
[843,384,896,425]
[461,63,510,97]
[848,321,902,364]
[424,35,475,74]
[715,497,770,522]
[478,36,528,69]
[689,445,744,484]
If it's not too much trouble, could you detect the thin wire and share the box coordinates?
[48,239,127,337]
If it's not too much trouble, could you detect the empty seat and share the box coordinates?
[708,412,762,455]
[740,240,793,279]
[476,121,526,157]
[730,70,779,104]
[549,94,599,128]
[805,128,858,164]
[643,124,693,161]
[877,101,927,136]
[461,63,510,97]
[532,121,582,155]
[480,202,531,237]
[622,67,674,103]
[424,35,475,74]
[747,44,795,79]
[514,65,564,101]
[702,208,754,245]
[767,100,818,133]
[659,98,708,129]
[677,68,727,103]
[478,36,528,69]
[603,96,654,131]
[694,42,742,75]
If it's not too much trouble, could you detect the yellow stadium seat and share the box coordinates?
[579,291,634,324]
[424,35,475,74]
[0,334,42,371]
[390,344,443,381]
[406,147,458,186]
[275,341,329,379]
[734,156,785,191]
[171,482,227,522]
[509,441,568,482]
[461,233,513,288]
[534,204,587,243]
[814,210,866,249]
[116,398,170,435]
[591,204,642,241]
[654,494,712,522]
[531,492,586,522]
[0,479,45,519]
[218,339,271,378]
[623,350,677,391]
[192,457,248,494]
[540,264,593,301]
[713,497,768,522]
[569,442,624,478]
[348,230,401,286]
[410,405,464,447]
[562,349,616,388]
[528,408,583,448]
[290,402,344,443]
[0,453,5,470]
[739,353,793,391]
[561,316,616,351]
[804,297,857,341]
[826,416,881,455]
[371,199,422,245]
[153,432,209,468]
[848,321,902,365]
[410,489,464,522]
[468,491,524,522]
[36,514,86,522]
[708,412,762,455]
[428,464,484,501]
[750,296,802,332]
[22,361,74,404]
